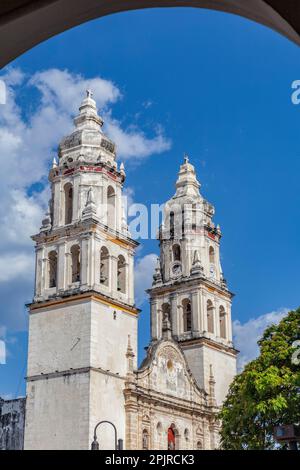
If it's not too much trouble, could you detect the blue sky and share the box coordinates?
[0,7,300,398]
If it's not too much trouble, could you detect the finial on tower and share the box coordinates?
[86,89,93,99]
[153,258,162,286]
[184,153,189,164]
[126,335,135,375]
[82,187,97,219]
[191,250,204,277]
[209,364,217,407]
[52,156,58,169]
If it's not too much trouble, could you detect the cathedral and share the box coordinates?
[20,92,237,450]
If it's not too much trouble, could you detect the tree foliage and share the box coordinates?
[219,308,300,449]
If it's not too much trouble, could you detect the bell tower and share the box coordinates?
[24,92,139,450]
[149,156,237,406]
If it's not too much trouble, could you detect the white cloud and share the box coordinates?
[135,254,157,307]
[122,187,135,209]
[1,394,13,400]
[0,253,34,283]
[106,117,171,160]
[233,308,289,371]
[0,67,170,331]
[30,69,121,114]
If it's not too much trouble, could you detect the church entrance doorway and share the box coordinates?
[167,424,178,450]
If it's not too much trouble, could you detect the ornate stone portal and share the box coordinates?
[22,92,237,450]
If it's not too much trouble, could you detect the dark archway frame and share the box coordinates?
[0,1,300,69]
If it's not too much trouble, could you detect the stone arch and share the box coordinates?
[1,2,300,70]
[219,305,226,339]
[182,298,192,332]
[156,422,163,436]
[64,182,73,225]
[107,185,116,229]
[172,243,181,262]
[162,302,171,322]
[142,428,150,450]
[209,245,215,264]
[184,428,190,445]
[100,246,109,286]
[48,250,58,288]
[117,254,126,293]
[196,440,203,450]
[70,244,80,283]
[169,211,175,238]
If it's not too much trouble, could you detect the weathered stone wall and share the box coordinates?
[0,398,25,450]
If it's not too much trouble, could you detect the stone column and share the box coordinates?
[53,182,62,227]
[65,251,71,288]
[116,185,122,233]
[34,247,43,298]
[214,303,220,338]
[57,242,66,291]
[170,293,178,337]
[41,256,48,296]
[88,235,94,288]
[110,255,118,297]
[73,175,80,223]
[150,299,158,340]
[80,236,89,288]
[227,304,233,342]
[94,238,100,287]
[128,253,134,305]
[202,294,208,333]
[191,291,200,334]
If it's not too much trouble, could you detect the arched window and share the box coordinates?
[219,306,227,339]
[168,211,174,239]
[117,255,126,293]
[167,425,178,450]
[172,244,181,262]
[142,429,149,450]
[71,245,80,283]
[48,250,57,288]
[192,203,198,230]
[183,299,192,332]
[156,422,163,436]
[107,186,116,229]
[197,440,203,450]
[207,300,214,334]
[162,303,171,325]
[100,246,109,286]
[181,208,185,235]
[64,183,73,225]
[209,246,215,264]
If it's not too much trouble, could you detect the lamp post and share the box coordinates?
[91,420,123,450]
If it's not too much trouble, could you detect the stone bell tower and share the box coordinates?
[149,156,237,406]
[24,91,139,450]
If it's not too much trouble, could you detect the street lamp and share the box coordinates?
[91,420,123,450]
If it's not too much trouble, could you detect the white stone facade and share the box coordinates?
[148,157,237,407]
[24,93,237,450]
[25,92,139,450]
